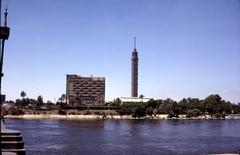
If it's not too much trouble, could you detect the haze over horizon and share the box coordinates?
[2,0,240,103]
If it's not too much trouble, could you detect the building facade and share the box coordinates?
[131,37,138,97]
[66,75,105,105]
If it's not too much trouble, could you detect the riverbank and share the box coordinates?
[4,114,240,120]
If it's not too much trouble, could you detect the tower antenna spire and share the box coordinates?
[134,37,136,49]
[4,5,8,27]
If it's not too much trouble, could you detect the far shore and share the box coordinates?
[4,114,240,120]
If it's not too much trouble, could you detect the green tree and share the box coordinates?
[115,98,121,106]
[118,104,132,115]
[36,95,44,108]
[19,91,27,108]
[232,103,240,114]
[186,98,201,109]
[203,94,222,115]
[29,99,37,109]
[186,108,202,118]
[168,102,181,118]
[59,94,66,103]
[159,99,180,117]
[179,98,187,113]
[37,95,43,103]
[132,104,146,118]
[22,98,30,109]
[146,107,153,116]
[147,99,159,109]
[15,99,22,108]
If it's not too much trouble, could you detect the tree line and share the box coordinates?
[115,94,240,118]
[9,91,54,109]
[7,92,240,118]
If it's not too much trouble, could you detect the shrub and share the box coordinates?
[109,112,115,116]
[11,109,25,115]
[213,113,225,119]
[83,110,92,115]
[102,113,106,118]
[132,106,146,118]
[58,109,66,115]
[94,111,101,115]
[168,111,177,118]
[153,109,158,116]
[186,109,202,118]
[146,107,153,116]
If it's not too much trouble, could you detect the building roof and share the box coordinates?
[119,97,153,103]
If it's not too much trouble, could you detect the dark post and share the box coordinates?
[0,0,2,153]
[0,0,2,154]
[0,0,10,154]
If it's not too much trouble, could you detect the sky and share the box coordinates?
[1,0,240,103]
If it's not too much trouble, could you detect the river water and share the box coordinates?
[4,119,240,155]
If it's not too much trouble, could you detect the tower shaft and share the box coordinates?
[131,38,138,97]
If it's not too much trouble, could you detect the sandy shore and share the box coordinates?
[4,114,240,120]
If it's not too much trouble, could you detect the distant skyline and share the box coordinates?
[2,0,240,103]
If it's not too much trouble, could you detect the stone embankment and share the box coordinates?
[4,114,240,120]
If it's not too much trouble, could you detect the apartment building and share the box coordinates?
[66,75,105,105]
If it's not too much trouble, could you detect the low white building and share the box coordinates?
[119,97,154,104]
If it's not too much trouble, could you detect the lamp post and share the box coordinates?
[0,0,10,154]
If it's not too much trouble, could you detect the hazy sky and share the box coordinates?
[2,0,240,103]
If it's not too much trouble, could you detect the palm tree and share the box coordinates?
[20,91,26,108]
[36,95,44,108]
[37,95,43,103]
[60,94,66,103]
[139,95,144,102]
[20,91,26,99]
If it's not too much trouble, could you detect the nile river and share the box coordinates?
[4,119,240,155]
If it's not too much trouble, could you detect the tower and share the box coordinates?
[131,37,138,97]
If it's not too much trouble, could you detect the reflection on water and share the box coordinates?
[5,119,240,155]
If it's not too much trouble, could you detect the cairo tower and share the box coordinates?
[131,37,138,97]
